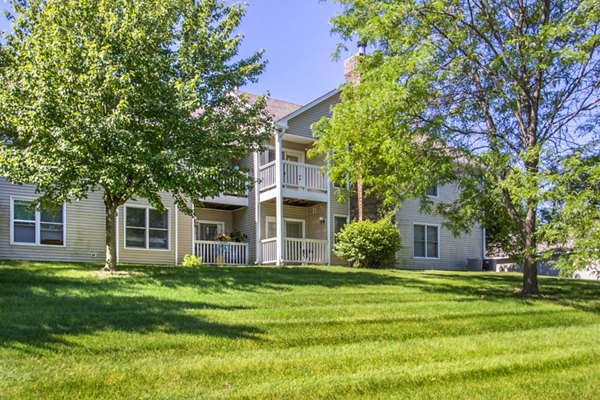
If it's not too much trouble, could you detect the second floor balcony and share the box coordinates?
[202,173,249,209]
[258,160,328,203]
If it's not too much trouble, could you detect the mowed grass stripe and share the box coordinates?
[1,261,599,399]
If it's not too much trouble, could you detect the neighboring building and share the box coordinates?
[0,55,485,269]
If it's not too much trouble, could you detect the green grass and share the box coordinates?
[1,261,599,399]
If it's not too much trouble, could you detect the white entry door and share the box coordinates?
[283,150,305,188]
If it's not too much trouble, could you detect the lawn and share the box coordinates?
[1,261,599,399]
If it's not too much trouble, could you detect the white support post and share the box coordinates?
[115,206,120,264]
[326,167,331,266]
[275,129,285,266]
[191,202,195,257]
[254,151,262,264]
[174,203,179,266]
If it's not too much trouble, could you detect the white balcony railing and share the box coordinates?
[259,161,276,191]
[194,241,248,265]
[259,161,327,193]
[261,238,328,264]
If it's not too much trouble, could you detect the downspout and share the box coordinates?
[116,207,120,264]
[174,203,179,265]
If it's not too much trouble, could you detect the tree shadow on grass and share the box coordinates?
[124,264,409,292]
[392,271,600,314]
[0,266,264,351]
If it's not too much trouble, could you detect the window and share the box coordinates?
[125,206,169,250]
[195,221,224,241]
[414,224,439,258]
[265,217,305,239]
[11,198,65,246]
[425,185,439,197]
[334,215,348,241]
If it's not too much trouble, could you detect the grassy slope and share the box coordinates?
[0,261,599,399]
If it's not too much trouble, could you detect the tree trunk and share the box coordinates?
[104,202,118,271]
[520,204,539,295]
[357,176,364,221]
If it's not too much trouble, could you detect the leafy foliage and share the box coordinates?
[181,254,202,268]
[540,152,600,273]
[0,0,272,268]
[334,218,401,268]
[315,0,600,293]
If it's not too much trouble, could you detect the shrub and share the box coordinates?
[334,218,401,268]
[181,254,202,267]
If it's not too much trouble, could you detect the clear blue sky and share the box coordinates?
[0,0,352,105]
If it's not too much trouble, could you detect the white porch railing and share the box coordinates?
[285,238,327,264]
[194,241,248,265]
[261,238,328,264]
[261,238,277,264]
[259,161,327,193]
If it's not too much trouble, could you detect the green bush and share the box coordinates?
[334,219,401,268]
[181,254,202,267]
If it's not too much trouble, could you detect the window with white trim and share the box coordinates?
[414,224,439,258]
[125,206,169,249]
[11,199,65,246]
[425,185,438,197]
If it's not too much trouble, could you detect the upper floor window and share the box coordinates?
[425,185,439,197]
[414,224,439,258]
[11,198,65,246]
[125,206,169,250]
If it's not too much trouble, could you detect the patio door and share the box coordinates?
[195,221,224,241]
[285,220,304,238]
[283,149,305,188]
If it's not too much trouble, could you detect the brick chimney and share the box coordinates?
[343,42,366,84]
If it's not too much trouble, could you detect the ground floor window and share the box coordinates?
[414,224,439,258]
[11,198,65,246]
[265,217,305,239]
[333,215,348,241]
[125,206,169,250]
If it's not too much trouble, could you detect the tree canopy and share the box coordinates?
[313,0,600,294]
[0,0,272,269]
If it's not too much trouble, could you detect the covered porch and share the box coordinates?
[193,206,250,265]
[257,201,329,265]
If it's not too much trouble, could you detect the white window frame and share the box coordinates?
[10,196,67,247]
[426,185,439,198]
[263,145,306,164]
[413,223,440,259]
[195,220,225,241]
[265,216,306,239]
[124,205,170,251]
[333,214,349,243]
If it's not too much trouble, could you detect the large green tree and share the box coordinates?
[314,0,600,294]
[0,0,272,270]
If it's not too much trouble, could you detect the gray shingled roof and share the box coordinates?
[237,91,302,121]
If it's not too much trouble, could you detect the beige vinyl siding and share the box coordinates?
[329,188,350,266]
[0,178,106,263]
[194,208,234,234]
[395,183,484,270]
[241,154,257,263]
[286,92,340,139]
[177,209,194,263]
[232,207,254,263]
